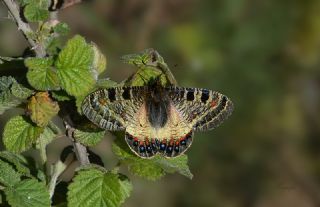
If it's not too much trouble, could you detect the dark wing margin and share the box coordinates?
[81,86,145,131]
[125,131,193,159]
[166,86,234,132]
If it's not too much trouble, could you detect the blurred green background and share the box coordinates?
[1,0,320,206]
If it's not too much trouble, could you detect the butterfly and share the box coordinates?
[81,81,233,158]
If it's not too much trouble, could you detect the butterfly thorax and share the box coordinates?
[146,85,170,129]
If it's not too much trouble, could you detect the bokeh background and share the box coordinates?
[1,0,320,206]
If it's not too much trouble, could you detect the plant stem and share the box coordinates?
[2,0,46,57]
[48,161,66,199]
[64,120,90,166]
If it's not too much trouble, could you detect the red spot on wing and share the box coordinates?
[145,138,150,145]
[210,100,217,108]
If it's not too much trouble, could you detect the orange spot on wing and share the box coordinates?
[210,100,217,108]
[98,98,107,106]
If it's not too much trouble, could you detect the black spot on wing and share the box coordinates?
[122,87,131,100]
[201,89,210,103]
[186,88,195,101]
[108,88,116,102]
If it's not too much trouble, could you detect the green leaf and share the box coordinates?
[36,127,56,162]
[122,49,177,85]
[126,67,167,87]
[0,151,32,177]
[96,78,119,88]
[53,22,70,35]
[67,168,132,207]
[0,76,21,114]
[121,48,157,67]
[92,43,107,75]
[37,127,56,147]
[3,115,43,153]
[154,154,193,179]
[0,159,21,187]
[24,4,49,22]
[4,179,50,207]
[25,57,60,91]
[27,92,60,127]
[112,137,193,180]
[56,35,96,97]
[51,90,72,101]
[10,81,34,99]
[74,130,105,146]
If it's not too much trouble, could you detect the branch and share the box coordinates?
[64,121,90,166]
[2,0,46,57]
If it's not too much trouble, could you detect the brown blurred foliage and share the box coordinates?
[1,0,320,206]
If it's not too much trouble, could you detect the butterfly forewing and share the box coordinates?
[166,86,234,131]
[82,86,145,130]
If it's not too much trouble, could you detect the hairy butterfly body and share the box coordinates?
[82,82,233,158]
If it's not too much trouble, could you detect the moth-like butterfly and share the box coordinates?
[82,81,233,158]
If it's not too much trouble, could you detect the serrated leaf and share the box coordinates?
[38,127,56,146]
[112,137,193,180]
[3,115,43,153]
[24,4,49,22]
[53,22,70,35]
[0,76,15,91]
[127,67,167,87]
[96,78,119,88]
[25,57,60,91]
[56,35,95,97]
[68,168,132,207]
[27,92,60,127]
[0,90,20,114]
[122,49,177,85]
[0,159,21,187]
[74,130,105,146]
[0,76,21,114]
[10,81,34,99]
[4,179,50,207]
[0,151,32,177]
[121,48,157,67]
[92,43,107,75]
[128,159,166,180]
[154,155,193,179]
[51,90,72,101]
[36,127,56,162]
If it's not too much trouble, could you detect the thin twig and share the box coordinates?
[64,120,90,166]
[2,0,46,57]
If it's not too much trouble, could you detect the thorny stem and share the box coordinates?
[2,0,46,57]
